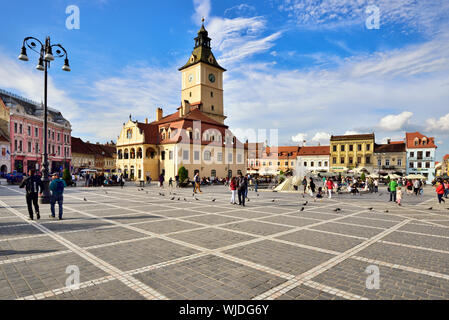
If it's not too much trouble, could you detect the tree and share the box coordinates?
[178,166,188,183]
[361,172,366,181]
[62,168,72,186]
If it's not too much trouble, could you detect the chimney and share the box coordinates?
[182,100,191,117]
[387,139,391,144]
[145,118,148,124]
[156,108,163,122]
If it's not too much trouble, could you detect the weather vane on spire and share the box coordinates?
[202,17,205,24]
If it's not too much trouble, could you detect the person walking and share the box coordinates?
[374,178,379,193]
[396,187,403,206]
[119,174,125,189]
[238,174,247,206]
[230,177,237,204]
[193,173,202,194]
[444,180,449,199]
[389,179,398,202]
[19,169,44,220]
[175,175,180,188]
[254,177,259,193]
[326,178,334,199]
[413,179,421,196]
[302,177,307,194]
[159,174,165,188]
[436,180,446,204]
[49,173,66,220]
[309,177,316,196]
[169,177,173,188]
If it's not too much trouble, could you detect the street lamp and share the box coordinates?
[18,36,71,204]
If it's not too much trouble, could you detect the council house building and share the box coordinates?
[116,22,247,182]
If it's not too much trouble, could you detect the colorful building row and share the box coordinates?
[0,89,72,175]
[247,132,440,183]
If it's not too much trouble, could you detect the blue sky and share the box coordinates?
[1,0,449,159]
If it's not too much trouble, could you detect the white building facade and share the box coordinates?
[296,146,330,177]
[405,132,437,184]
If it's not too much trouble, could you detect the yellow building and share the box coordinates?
[330,134,375,173]
[258,146,299,176]
[116,22,247,182]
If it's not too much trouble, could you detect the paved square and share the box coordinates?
[1,183,449,300]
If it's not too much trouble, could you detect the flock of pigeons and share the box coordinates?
[80,188,449,214]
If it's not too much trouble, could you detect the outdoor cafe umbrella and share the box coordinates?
[405,174,427,180]
[385,174,401,179]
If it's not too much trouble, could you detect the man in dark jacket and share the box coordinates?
[238,174,247,206]
[20,169,44,220]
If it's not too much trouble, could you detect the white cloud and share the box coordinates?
[0,51,80,121]
[192,0,211,24]
[224,4,256,17]
[278,0,449,34]
[378,111,413,131]
[311,132,331,145]
[191,0,282,66]
[426,113,449,133]
[291,133,308,143]
[207,16,282,66]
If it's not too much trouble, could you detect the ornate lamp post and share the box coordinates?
[18,36,71,204]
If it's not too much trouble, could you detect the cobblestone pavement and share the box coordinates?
[1,182,449,300]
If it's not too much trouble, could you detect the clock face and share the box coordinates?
[188,74,194,83]
[209,73,216,83]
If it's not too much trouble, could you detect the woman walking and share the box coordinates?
[230,177,237,205]
[326,178,334,199]
[396,187,403,206]
[436,180,446,204]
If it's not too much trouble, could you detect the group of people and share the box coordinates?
[81,172,124,188]
[229,174,249,206]
[19,169,66,221]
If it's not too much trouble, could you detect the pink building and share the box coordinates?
[0,90,72,174]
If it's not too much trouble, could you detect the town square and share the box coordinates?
[1,0,449,306]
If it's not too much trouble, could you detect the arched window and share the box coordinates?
[118,150,123,160]
[130,148,136,159]
[137,148,143,159]
[146,148,156,159]
[124,149,129,159]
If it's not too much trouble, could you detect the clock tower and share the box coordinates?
[179,21,227,124]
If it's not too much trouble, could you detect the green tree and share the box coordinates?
[62,168,72,186]
[178,166,188,183]
[361,172,366,181]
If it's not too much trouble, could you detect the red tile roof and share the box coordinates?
[330,133,375,141]
[298,146,330,156]
[151,108,228,128]
[71,137,116,157]
[443,154,449,161]
[374,142,406,153]
[405,132,437,149]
